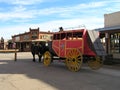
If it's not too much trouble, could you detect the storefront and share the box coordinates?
[97,26,120,59]
[12,27,53,52]
[96,11,120,60]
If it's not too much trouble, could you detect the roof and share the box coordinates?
[95,26,120,32]
[54,29,85,34]
[39,31,53,34]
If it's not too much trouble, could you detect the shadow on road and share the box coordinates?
[0,56,120,90]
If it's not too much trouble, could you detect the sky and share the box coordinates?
[0,0,120,39]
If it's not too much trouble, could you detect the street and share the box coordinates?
[0,52,120,90]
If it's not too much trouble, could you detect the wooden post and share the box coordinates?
[15,48,17,61]
[105,33,109,54]
[13,42,17,61]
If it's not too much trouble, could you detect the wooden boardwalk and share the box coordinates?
[0,49,19,53]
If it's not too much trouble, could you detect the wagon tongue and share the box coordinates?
[87,30,106,56]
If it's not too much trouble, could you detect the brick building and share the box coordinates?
[12,27,53,52]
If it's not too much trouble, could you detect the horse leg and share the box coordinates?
[33,54,35,62]
[38,54,42,62]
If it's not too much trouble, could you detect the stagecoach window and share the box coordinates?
[57,34,60,40]
[53,34,60,40]
[53,34,57,40]
[73,32,83,38]
[67,33,72,39]
[61,33,66,40]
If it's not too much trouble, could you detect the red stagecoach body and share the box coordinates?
[52,29,102,57]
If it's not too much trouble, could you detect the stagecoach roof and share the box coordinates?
[55,29,85,34]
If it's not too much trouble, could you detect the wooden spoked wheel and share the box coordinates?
[65,49,83,72]
[88,56,103,70]
[43,51,52,66]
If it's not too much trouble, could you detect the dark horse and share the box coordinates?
[31,42,46,62]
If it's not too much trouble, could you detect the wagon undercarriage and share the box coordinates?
[43,51,103,72]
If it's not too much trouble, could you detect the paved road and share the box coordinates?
[0,52,120,90]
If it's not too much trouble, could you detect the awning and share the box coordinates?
[95,26,120,32]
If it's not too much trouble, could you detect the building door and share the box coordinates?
[21,43,24,52]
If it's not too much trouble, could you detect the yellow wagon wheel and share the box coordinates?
[88,56,103,70]
[65,49,83,72]
[43,51,52,66]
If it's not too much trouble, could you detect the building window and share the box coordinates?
[40,35,42,39]
[23,35,29,40]
[31,32,38,39]
[110,33,120,53]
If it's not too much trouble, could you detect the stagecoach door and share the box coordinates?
[59,40,66,57]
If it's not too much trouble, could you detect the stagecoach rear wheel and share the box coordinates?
[65,49,83,72]
[88,56,103,70]
[43,51,52,66]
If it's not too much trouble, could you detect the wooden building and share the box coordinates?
[12,27,53,52]
[96,11,120,59]
[0,37,4,49]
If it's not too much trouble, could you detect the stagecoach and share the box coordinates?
[42,27,106,72]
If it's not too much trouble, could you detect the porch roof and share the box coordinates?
[95,26,120,33]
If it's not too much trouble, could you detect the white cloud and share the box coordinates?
[0,0,120,22]
[74,2,106,9]
[13,5,26,12]
[0,0,119,39]
[0,0,45,5]
[36,1,107,16]
[39,18,103,30]
[0,12,33,21]
[0,17,104,39]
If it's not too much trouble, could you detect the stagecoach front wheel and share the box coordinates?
[65,49,83,72]
[88,56,103,70]
[43,51,52,66]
